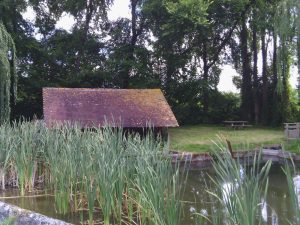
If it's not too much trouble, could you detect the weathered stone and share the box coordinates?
[0,202,73,225]
[171,149,300,167]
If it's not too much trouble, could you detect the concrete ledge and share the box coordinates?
[171,149,300,168]
[0,202,73,225]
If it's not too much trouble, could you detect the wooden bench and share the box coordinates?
[223,121,252,129]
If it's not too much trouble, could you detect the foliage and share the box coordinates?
[0,23,16,124]
[0,217,15,225]
[205,148,271,225]
[165,0,211,25]
[0,121,184,225]
[206,92,241,123]
[1,0,300,125]
[282,160,300,224]
[172,90,240,124]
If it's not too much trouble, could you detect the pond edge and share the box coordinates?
[171,148,300,168]
[0,201,73,225]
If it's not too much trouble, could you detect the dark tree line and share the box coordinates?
[0,0,299,125]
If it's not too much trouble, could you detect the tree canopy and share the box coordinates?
[0,23,16,124]
[1,0,300,125]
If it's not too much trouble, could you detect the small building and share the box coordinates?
[42,88,179,137]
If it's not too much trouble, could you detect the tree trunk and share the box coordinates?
[261,28,269,124]
[240,13,252,121]
[296,0,300,104]
[273,34,278,88]
[122,0,139,88]
[203,41,209,113]
[297,32,300,104]
[282,40,290,122]
[10,0,17,113]
[75,0,94,73]
[0,5,2,22]
[271,32,280,125]
[252,10,259,124]
[165,56,175,99]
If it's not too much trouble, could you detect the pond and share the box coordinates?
[0,163,295,225]
[181,164,293,225]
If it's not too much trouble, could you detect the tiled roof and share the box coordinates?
[43,88,179,128]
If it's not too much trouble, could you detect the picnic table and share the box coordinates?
[223,121,252,129]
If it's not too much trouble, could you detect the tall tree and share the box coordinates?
[240,13,253,120]
[252,7,259,124]
[261,27,268,124]
[165,0,251,113]
[120,0,146,88]
[274,0,297,122]
[0,23,17,123]
[295,0,300,104]
[1,0,299,125]
[271,30,280,124]
[30,0,113,73]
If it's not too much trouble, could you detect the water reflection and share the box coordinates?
[261,198,279,225]
[181,164,293,225]
[221,166,244,205]
[221,182,234,204]
[0,189,82,224]
[0,165,295,225]
[261,198,268,222]
[272,209,279,225]
[293,175,300,207]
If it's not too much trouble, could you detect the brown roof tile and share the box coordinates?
[43,88,179,128]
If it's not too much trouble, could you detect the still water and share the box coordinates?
[181,164,293,225]
[0,164,296,225]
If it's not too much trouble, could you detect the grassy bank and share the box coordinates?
[169,125,285,153]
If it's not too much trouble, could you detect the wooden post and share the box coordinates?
[226,139,234,158]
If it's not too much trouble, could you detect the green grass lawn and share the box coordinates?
[169,125,288,153]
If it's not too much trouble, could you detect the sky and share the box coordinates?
[22,0,298,93]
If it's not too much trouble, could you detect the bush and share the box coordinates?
[172,90,241,125]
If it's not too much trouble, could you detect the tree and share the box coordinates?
[106,0,149,88]
[29,0,113,74]
[295,0,300,104]
[273,0,298,123]
[1,0,299,125]
[252,6,259,124]
[0,23,17,123]
[165,0,251,113]
[240,12,253,121]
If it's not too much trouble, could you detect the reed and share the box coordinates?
[0,123,13,190]
[0,217,15,225]
[0,121,183,225]
[196,140,271,225]
[283,159,300,224]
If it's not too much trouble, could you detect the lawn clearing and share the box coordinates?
[169,125,285,153]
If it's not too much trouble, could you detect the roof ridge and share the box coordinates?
[43,87,161,90]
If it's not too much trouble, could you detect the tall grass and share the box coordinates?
[0,217,15,225]
[283,160,300,224]
[196,141,272,225]
[0,121,184,225]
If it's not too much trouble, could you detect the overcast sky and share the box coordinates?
[23,0,298,93]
